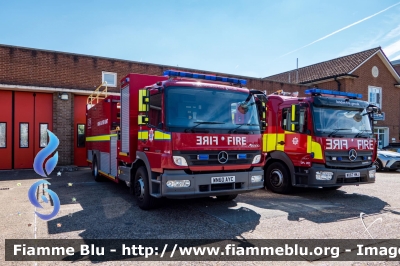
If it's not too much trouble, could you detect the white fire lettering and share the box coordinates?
[326,139,348,150]
[196,136,218,145]
[357,139,374,150]
[227,136,246,145]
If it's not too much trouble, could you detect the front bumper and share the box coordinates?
[302,164,376,187]
[160,167,264,199]
[383,159,400,170]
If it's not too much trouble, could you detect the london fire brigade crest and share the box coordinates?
[149,129,154,142]
[292,137,299,145]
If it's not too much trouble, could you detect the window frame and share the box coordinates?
[19,122,29,148]
[39,123,48,148]
[77,123,86,148]
[0,122,6,148]
[368,86,382,108]
[102,71,117,87]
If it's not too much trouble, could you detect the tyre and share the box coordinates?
[216,194,238,201]
[264,162,292,193]
[323,186,342,190]
[92,157,102,182]
[133,166,157,210]
[374,160,383,172]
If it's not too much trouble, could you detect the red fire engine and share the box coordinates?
[86,70,264,209]
[251,88,379,193]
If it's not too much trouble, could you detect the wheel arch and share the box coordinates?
[264,151,295,185]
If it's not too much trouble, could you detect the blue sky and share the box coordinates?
[1,0,400,78]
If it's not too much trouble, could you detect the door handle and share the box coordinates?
[278,141,285,145]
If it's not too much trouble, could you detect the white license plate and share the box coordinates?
[211,176,235,184]
[345,172,360,178]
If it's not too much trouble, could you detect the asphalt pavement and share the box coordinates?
[1,168,400,265]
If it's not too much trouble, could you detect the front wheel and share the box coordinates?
[133,166,157,210]
[265,162,292,194]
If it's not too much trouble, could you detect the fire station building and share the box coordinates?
[0,44,399,169]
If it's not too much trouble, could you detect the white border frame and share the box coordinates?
[102,71,117,87]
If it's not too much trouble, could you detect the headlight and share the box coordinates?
[369,169,376,178]
[252,155,261,164]
[251,175,263,183]
[316,171,333,180]
[166,180,190,188]
[173,156,188,166]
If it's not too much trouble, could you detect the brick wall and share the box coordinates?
[53,92,74,165]
[310,54,400,141]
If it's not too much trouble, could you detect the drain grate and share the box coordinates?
[0,187,10,190]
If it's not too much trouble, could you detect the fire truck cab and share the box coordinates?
[252,88,378,193]
[86,70,264,209]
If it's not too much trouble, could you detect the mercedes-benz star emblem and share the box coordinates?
[349,149,357,161]
[218,151,229,164]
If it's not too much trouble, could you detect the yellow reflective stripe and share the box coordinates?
[291,124,295,131]
[138,115,148,125]
[99,170,116,180]
[138,131,148,140]
[291,105,295,121]
[262,134,268,152]
[311,140,323,159]
[138,89,148,112]
[307,135,312,153]
[276,133,285,151]
[119,152,128,156]
[86,134,117,142]
[154,130,171,140]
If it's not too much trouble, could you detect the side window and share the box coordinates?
[149,93,162,127]
[281,105,308,133]
[39,123,48,148]
[0,122,6,148]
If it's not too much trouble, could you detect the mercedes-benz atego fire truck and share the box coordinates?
[251,88,379,193]
[86,70,264,209]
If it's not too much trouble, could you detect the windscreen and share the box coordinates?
[165,86,260,133]
[313,107,372,136]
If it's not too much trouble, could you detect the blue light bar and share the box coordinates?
[305,88,362,99]
[237,154,247,159]
[197,154,209,160]
[163,70,247,85]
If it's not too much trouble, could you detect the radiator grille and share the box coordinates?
[173,150,259,166]
[325,150,373,169]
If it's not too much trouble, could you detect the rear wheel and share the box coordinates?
[133,166,157,210]
[265,162,292,193]
[216,194,238,201]
[374,160,383,172]
[92,157,102,182]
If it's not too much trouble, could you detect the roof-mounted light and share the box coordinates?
[163,70,247,85]
[305,88,362,99]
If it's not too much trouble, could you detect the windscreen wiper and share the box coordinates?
[328,128,348,137]
[185,121,225,133]
[229,123,259,133]
[354,129,371,138]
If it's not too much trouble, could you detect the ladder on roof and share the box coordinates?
[87,82,108,105]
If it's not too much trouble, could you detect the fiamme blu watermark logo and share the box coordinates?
[28,130,61,221]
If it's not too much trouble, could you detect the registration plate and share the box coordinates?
[345,172,360,178]
[211,176,235,184]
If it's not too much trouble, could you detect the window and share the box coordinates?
[0,122,6,148]
[20,123,29,148]
[281,105,308,133]
[39,123,48,148]
[102,71,117,87]
[149,94,162,127]
[77,124,86,147]
[368,86,382,108]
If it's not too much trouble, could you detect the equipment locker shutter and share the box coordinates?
[121,86,129,153]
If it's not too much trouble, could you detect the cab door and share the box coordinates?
[279,103,310,166]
